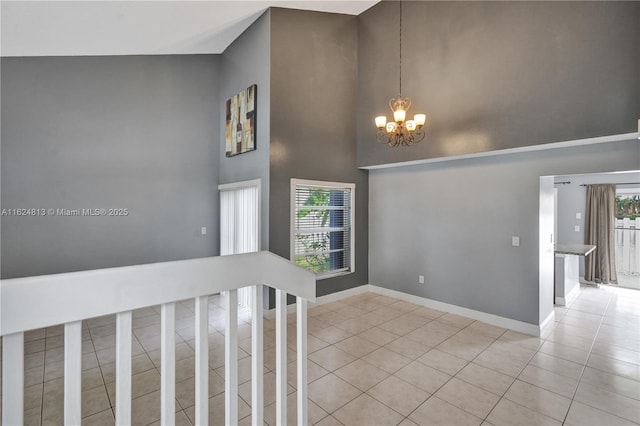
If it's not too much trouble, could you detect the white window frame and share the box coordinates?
[290,178,355,280]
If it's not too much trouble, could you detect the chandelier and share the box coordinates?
[375,1,426,147]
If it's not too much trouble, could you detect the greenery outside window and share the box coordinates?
[616,193,640,219]
[291,179,355,279]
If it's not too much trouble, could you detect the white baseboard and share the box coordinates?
[263,285,371,319]
[539,310,556,336]
[367,285,544,336]
[556,281,582,306]
[265,284,545,336]
[314,285,372,305]
[580,277,600,287]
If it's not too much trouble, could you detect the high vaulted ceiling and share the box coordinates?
[1,1,379,57]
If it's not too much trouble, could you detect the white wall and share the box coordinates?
[369,139,640,326]
[539,176,555,325]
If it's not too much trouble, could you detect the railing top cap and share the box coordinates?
[1,251,316,336]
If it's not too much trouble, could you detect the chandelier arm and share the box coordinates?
[409,129,426,145]
[376,130,391,145]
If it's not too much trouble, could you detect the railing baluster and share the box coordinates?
[0,252,316,426]
[251,285,264,425]
[2,332,24,426]
[296,297,308,425]
[115,311,132,425]
[161,302,176,424]
[64,321,82,425]
[194,296,209,426]
[224,289,238,425]
[275,289,287,426]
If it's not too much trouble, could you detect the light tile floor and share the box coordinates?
[1,284,639,425]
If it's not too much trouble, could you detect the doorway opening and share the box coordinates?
[550,172,640,300]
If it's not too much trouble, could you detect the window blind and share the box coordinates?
[220,180,260,308]
[293,183,353,277]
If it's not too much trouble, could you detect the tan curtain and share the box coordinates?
[584,184,617,284]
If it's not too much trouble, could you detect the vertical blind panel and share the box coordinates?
[221,183,260,308]
[221,185,259,256]
[220,190,235,256]
[294,186,351,275]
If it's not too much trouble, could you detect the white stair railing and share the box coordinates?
[0,251,316,426]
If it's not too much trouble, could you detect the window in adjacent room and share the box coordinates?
[291,179,355,279]
[614,187,640,289]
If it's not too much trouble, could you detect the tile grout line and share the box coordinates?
[453,327,522,425]
[85,318,116,422]
[392,319,510,424]
[39,328,50,425]
[560,289,629,425]
[489,295,594,425]
[425,322,515,424]
[23,289,639,426]
[306,300,426,423]
[344,299,482,424]
[493,289,616,424]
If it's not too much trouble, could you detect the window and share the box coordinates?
[219,179,261,256]
[220,179,261,309]
[615,188,640,288]
[291,179,355,279]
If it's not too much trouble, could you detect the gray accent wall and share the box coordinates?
[357,1,640,168]
[369,139,640,325]
[269,8,369,298]
[1,55,220,278]
[219,11,271,251]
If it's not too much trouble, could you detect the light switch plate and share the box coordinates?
[512,236,520,247]
[574,225,580,232]
[419,275,425,284]
[201,227,207,235]
[576,212,582,219]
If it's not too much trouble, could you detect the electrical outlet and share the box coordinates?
[574,225,580,232]
[576,212,582,219]
[419,275,425,284]
[512,236,520,247]
[201,227,207,235]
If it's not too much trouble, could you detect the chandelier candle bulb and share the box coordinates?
[375,116,387,129]
[386,122,397,133]
[393,109,406,122]
[414,114,426,127]
[405,120,416,131]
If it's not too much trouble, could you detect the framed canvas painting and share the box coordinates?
[225,84,257,157]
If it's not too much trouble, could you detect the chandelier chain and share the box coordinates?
[399,0,402,96]
[373,0,426,148]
